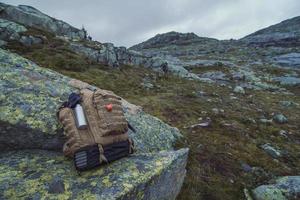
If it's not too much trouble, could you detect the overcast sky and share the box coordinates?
[2,0,300,47]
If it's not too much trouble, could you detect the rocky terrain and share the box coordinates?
[0,2,299,200]
[0,47,188,199]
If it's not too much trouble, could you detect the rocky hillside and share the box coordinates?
[0,2,299,200]
[130,17,300,85]
[241,16,300,46]
[130,17,300,200]
[0,3,85,40]
[0,3,170,71]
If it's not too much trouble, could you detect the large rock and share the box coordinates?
[0,18,27,41]
[0,48,188,199]
[272,53,300,68]
[252,176,300,200]
[273,76,300,86]
[0,149,188,200]
[0,3,85,40]
[69,42,168,72]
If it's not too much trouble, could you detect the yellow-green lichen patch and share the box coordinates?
[0,48,74,134]
[0,149,188,199]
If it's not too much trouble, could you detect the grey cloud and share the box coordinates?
[2,0,300,47]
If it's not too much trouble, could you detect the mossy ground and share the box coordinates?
[4,28,300,200]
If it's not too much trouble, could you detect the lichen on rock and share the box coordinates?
[0,149,188,200]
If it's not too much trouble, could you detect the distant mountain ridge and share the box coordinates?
[130,31,218,50]
[241,16,300,46]
[131,15,300,50]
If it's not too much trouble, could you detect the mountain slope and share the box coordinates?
[241,16,300,46]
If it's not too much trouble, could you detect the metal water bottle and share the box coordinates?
[74,104,87,130]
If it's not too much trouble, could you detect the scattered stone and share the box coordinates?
[230,96,239,100]
[252,176,300,200]
[279,130,288,138]
[212,108,219,114]
[180,59,236,68]
[241,163,252,173]
[48,179,65,194]
[233,86,245,94]
[141,77,154,90]
[196,144,203,149]
[273,76,300,86]
[245,118,256,124]
[231,72,245,81]
[197,77,214,83]
[211,108,224,115]
[273,114,288,124]
[200,71,228,81]
[261,143,281,159]
[190,117,212,128]
[196,90,207,97]
[259,118,273,124]
[279,101,298,107]
[272,53,300,68]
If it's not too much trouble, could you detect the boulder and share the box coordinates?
[233,86,245,94]
[260,143,281,159]
[0,18,27,41]
[200,71,228,81]
[279,101,299,107]
[273,76,300,86]
[273,114,288,124]
[19,35,43,46]
[69,41,169,72]
[0,149,188,200]
[183,59,236,68]
[252,176,300,200]
[272,53,300,68]
[0,48,188,199]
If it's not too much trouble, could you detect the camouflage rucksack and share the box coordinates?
[58,88,134,171]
